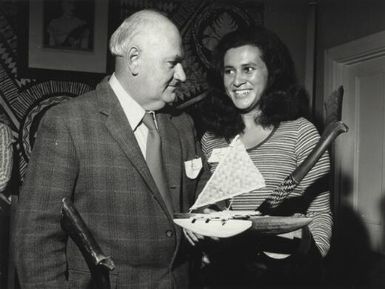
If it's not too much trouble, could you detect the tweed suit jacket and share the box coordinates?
[15,80,206,289]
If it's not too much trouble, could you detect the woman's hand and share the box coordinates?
[183,228,205,246]
[183,207,221,246]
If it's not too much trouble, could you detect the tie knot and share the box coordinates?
[142,112,157,131]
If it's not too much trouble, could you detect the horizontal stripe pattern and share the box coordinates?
[201,117,332,256]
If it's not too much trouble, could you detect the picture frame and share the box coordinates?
[18,0,112,80]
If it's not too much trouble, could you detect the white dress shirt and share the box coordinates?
[109,74,155,158]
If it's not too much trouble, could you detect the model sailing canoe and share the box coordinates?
[174,121,348,238]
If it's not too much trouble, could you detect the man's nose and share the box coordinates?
[174,63,186,82]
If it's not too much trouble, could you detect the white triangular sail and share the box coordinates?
[190,136,265,210]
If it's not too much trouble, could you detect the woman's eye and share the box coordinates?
[224,69,234,75]
[244,67,255,73]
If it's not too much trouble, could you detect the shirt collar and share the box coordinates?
[109,73,145,131]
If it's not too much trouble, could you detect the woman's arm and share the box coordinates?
[295,119,332,257]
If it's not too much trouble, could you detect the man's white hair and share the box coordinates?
[109,10,171,56]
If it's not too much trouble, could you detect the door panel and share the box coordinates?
[340,56,385,254]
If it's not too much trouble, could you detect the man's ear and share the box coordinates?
[127,46,140,76]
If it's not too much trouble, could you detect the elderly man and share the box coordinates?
[15,10,206,289]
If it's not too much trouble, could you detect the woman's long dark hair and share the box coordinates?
[198,26,310,140]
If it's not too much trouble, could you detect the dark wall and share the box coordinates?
[264,0,308,85]
[314,0,385,122]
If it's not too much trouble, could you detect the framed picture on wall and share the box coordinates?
[18,0,111,80]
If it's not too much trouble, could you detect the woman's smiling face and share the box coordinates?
[223,44,268,112]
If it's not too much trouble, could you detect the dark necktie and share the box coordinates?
[142,113,173,215]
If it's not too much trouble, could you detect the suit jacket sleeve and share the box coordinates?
[15,108,78,289]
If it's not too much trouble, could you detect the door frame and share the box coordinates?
[324,30,385,219]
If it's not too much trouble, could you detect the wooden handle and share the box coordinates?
[291,121,348,183]
[60,198,115,271]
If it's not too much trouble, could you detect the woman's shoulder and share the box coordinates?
[201,131,215,140]
[274,118,320,146]
[201,131,229,150]
[202,131,220,144]
[280,117,318,133]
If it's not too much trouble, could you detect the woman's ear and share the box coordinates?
[127,46,140,76]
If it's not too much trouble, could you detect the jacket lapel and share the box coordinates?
[94,81,172,217]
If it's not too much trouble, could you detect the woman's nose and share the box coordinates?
[232,72,245,87]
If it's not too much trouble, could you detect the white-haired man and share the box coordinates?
[15,10,206,289]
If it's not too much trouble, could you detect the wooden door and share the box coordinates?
[325,30,385,254]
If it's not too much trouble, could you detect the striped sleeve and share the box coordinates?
[295,119,332,256]
[0,123,13,192]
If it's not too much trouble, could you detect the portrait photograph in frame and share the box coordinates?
[18,0,110,80]
[43,0,95,51]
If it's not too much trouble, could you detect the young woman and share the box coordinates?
[195,26,332,288]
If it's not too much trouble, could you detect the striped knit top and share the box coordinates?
[0,123,13,192]
[201,117,332,257]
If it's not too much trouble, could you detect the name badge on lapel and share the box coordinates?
[184,157,202,179]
